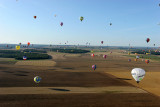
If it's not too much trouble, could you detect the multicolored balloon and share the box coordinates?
[91,54,95,57]
[34,76,41,83]
[128,59,131,62]
[23,56,27,60]
[145,59,149,64]
[80,16,84,21]
[92,65,96,70]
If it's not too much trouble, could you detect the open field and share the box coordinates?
[15,60,56,67]
[0,50,160,106]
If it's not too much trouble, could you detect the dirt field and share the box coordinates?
[0,50,160,107]
[15,60,56,67]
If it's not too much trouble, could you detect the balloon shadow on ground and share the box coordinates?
[14,74,28,76]
[49,88,70,92]
[116,78,132,80]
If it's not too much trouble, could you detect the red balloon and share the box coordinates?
[146,38,150,43]
[27,42,30,46]
[34,16,37,19]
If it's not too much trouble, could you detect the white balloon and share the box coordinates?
[131,68,145,83]
[136,55,139,59]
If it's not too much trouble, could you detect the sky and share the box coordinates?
[0,0,160,47]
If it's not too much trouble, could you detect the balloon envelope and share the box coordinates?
[16,45,20,50]
[101,41,103,44]
[103,55,107,58]
[136,55,139,59]
[92,65,96,70]
[34,76,41,83]
[131,68,145,83]
[23,56,27,60]
[128,59,131,62]
[60,22,63,26]
[91,54,94,57]
[27,42,30,46]
[80,16,84,21]
[145,59,149,64]
[146,38,150,43]
[34,16,37,19]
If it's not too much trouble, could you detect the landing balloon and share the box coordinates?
[131,68,145,83]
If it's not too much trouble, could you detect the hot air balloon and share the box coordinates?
[128,59,131,62]
[16,45,20,50]
[135,59,137,62]
[80,16,84,21]
[34,16,37,19]
[103,55,107,59]
[27,42,30,46]
[54,14,57,17]
[110,23,112,26]
[91,54,95,57]
[136,55,139,59]
[92,65,96,70]
[23,56,27,60]
[131,68,145,83]
[128,52,130,55]
[145,59,149,64]
[146,38,150,43]
[34,76,41,83]
[101,41,103,44]
[60,22,63,26]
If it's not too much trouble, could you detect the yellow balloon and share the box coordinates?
[16,45,20,50]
